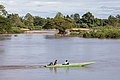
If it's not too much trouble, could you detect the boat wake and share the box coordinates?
[0,65,45,70]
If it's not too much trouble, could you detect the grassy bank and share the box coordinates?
[70,27,120,39]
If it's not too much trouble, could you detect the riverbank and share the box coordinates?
[0,29,58,35]
[1,27,120,39]
[57,27,120,39]
[24,30,58,34]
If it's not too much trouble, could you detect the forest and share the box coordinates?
[0,4,120,38]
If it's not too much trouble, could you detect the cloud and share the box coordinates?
[101,6,120,11]
[0,0,120,18]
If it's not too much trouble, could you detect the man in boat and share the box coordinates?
[53,60,57,65]
[47,62,53,66]
[63,60,69,65]
[47,60,57,66]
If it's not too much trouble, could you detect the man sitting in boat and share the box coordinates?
[53,60,57,65]
[63,60,69,65]
[47,62,53,66]
[47,60,57,66]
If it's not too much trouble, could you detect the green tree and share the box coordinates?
[82,12,94,23]
[73,13,80,21]
[43,17,76,34]
[102,19,108,26]
[53,18,75,34]
[0,16,12,33]
[82,12,95,27]
[7,14,24,27]
[0,5,7,16]
[94,18,101,26]
[108,15,118,27]
[54,12,64,18]
[80,23,88,28]
[34,16,46,26]
[116,15,120,27]
[66,15,71,18]
[43,19,55,29]
[24,13,34,26]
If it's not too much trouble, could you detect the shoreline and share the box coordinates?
[0,30,120,39]
[0,30,58,35]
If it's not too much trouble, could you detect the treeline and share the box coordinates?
[0,5,46,33]
[0,4,120,38]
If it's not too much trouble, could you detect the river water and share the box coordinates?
[0,31,120,80]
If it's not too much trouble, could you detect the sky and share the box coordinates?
[0,0,120,18]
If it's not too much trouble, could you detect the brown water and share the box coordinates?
[0,31,120,80]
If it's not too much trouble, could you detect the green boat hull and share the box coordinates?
[46,62,95,68]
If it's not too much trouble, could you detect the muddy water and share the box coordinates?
[0,32,120,80]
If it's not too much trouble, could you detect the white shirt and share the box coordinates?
[65,61,69,64]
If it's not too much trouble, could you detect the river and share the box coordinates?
[0,31,120,80]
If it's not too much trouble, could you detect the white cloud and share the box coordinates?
[0,0,120,18]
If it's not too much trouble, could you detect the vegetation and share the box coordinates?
[87,27,120,39]
[0,5,7,16]
[0,4,120,38]
[0,16,12,34]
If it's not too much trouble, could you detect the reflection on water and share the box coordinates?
[0,35,12,40]
[49,68,57,73]
[49,68,70,74]
[45,35,61,39]
[0,31,120,80]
